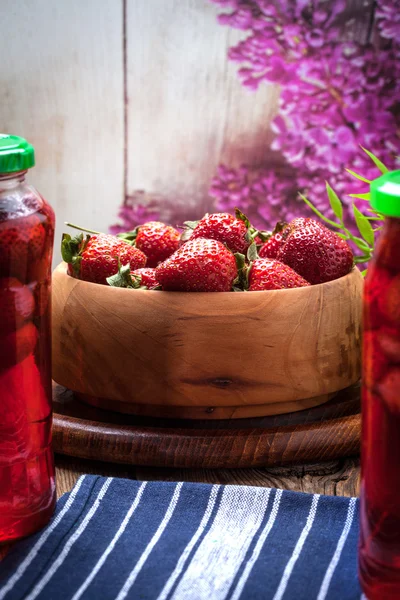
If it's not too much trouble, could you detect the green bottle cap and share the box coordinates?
[370,171,400,218]
[0,134,35,174]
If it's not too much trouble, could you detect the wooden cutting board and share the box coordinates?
[52,383,361,469]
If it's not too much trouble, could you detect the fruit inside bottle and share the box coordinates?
[0,190,56,542]
[359,217,400,599]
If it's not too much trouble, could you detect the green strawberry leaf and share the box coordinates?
[116,226,140,245]
[106,261,134,288]
[232,285,244,292]
[353,204,375,246]
[61,233,90,275]
[336,232,348,240]
[256,230,271,243]
[235,208,251,229]
[326,182,343,221]
[360,269,368,277]
[361,146,389,174]
[345,169,371,184]
[349,192,370,201]
[234,252,246,271]
[182,220,199,230]
[272,221,288,235]
[247,242,258,262]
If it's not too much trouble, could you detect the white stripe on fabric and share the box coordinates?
[317,497,357,600]
[157,485,220,600]
[25,477,113,600]
[71,481,147,600]
[272,494,320,600]
[230,489,283,600]
[0,475,86,600]
[115,482,183,600]
[170,486,272,600]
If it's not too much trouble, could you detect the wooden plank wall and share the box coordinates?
[0,0,278,262]
[0,0,372,263]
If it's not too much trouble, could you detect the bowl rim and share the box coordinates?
[53,262,362,297]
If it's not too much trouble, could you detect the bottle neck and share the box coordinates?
[0,171,27,192]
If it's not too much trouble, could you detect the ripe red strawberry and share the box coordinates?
[131,268,160,289]
[259,232,285,259]
[377,367,400,414]
[186,211,253,254]
[259,222,288,259]
[277,218,353,284]
[378,274,400,326]
[62,233,147,285]
[0,278,35,334]
[156,238,237,292]
[118,221,180,268]
[363,330,388,389]
[0,214,46,280]
[248,258,310,291]
[376,327,400,363]
[0,322,38,371]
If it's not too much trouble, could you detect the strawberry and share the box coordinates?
[131,268,160,290]
[0,214,46,280]
[0,322,38,371]
[248,258,310,291]
[0,278,35,334]
[376,327,400,364]
[377,367,400,414]
[277,218,353,284]
[259,222,288,259]
[184,210,258,254]
[363,330,388,390]
[62,233,147,285]
[156,238,237,292]
[378,274,400,326]
[117,221,180,268]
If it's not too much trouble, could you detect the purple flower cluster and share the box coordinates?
[110,193,163,235]
[209,164,300,229]
[209,0,400,230]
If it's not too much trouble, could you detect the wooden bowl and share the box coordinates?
[52,262,363,419]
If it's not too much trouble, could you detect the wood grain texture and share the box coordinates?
[0,0,124,265]
[54,456,360,498]
[52,383,361,469]
[125,0,281,220]
[52,263,363,415]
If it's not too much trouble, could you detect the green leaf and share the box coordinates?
[360,269,368,277]
[361,146,389,174]
[235,208,251,229]
[106,262,134,288]
[232,285,244,292]
[247,242,258,262]
[116,227,139,245]
[234,252,246,271]
[182,220,199,230]
[256,229,272,243]
[348,192,370,201]
[326,182,343,221]
[350,236,371,252]
[60,232,89,272]
[345,169,371,184]
[353,204,375,246]
[336,232,349,240]
[299,193,342,229]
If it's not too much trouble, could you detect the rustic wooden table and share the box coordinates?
[55,454,361,498]
[0,454,360,561]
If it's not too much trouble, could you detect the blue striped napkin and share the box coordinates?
[0,476,361,600]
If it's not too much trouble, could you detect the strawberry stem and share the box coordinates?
[65,222,102,235]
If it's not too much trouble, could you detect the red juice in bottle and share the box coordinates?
[359,170,400,598]
[0,135,56,542]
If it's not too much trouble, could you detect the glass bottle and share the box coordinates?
[0,134,56,542]
[359,170,400,598]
